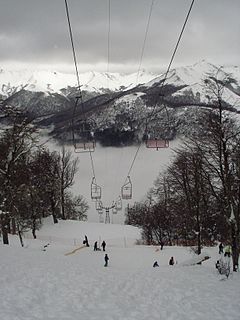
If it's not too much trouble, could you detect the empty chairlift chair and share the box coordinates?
[91,177,101,200]
[145,131,169,150]
[98,209,104,223]
[73,120,95,153]
[95,200,103,211]
[121,176,132,200]
[111,201,118,215]
[115,196,122,211]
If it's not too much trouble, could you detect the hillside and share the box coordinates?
[1,61,240,146]
[0,219,240,320]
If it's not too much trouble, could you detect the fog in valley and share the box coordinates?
[47,138,181,224]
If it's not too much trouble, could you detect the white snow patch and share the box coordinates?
[1,220,240,320]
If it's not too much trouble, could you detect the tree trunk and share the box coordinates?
[32,218,37,239]
[50,197,58,224]
[11,218,17,234]
[2,226,9,245]
[231,223,239,272]
[1,214,9,244]
[61,189,66,220]
[17,224,24,247]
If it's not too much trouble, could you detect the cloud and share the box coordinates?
[0,0,239,72]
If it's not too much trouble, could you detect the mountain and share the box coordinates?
[0,68,157,95]
[1,61,240,146]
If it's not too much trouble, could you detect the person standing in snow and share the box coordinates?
[169,257,175,266]
[104,254,109,267]
[101,240,106,251]
[83,235,89,247]
[94,241,98,251]
[224,244,231,257]
[219,242,224,254]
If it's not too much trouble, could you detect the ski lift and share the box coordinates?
[95,200,103,211]
[121,176,132,200]
[115,196,122,211]
[91,177,101,200]
[98,208,103,215]
[73,120,95,153]
[112,207,117,214]
[112,201,117,214]
[99,211,104,223]
[145,131,169,150]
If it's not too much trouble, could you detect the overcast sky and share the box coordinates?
[0,0,239,73]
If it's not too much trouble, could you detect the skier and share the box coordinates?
[153,261,159,267]
[219,242,224,254]
[94,241,98,251]
[169,257,175,266]
[104,254,109,267]
[101,240,106,252]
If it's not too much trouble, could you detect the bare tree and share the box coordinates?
[58,147,79,220]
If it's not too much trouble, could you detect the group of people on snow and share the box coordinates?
[153,256,175,267]
[93,240,106,252]
[84,236,109,266]
[218,242,232,257]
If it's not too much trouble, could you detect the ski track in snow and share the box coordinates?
[1,226,240,320]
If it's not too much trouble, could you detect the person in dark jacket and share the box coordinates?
[153,261,159,267]
[104,254,109,267]
[219,243,224,254]
[101,240,106,251]
[169,257,175,266]
[94,241,98,251]
[83,235,89,247]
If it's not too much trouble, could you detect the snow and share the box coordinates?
[0,68,156,94]
[1,219,240,320]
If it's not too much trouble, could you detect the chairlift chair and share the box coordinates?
[99,211,104,223]
[91,177,101,200]
[145,131,169,150]
[121,176,132,200]
[115,196,122,211]
[95,200,103,211]
[111,201,117,214]
[98,208,103,215]
[112,206,117,214]
[73,120,95,153]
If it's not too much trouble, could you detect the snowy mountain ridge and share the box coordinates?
[1,60,240,146]
[1,60,240,96]
[0,68,157,95]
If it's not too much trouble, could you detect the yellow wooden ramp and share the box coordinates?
[65,245,86,256]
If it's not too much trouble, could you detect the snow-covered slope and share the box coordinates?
[0,219,240,320]
[143,60,240,110]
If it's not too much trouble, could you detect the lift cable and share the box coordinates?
[121,0,195,194]
[112,0,154,202]
[65,0,101,200]
[135,0,154,86]
[64,0,82,97]
[146,0,195,126]
[107,0,111,77]
[65,0,91,151]
[89,150,96,178]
